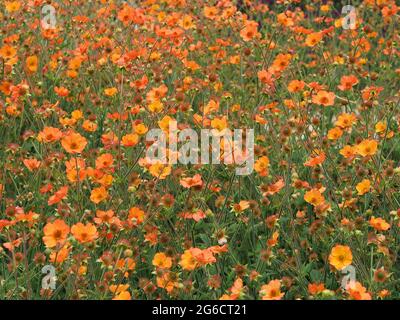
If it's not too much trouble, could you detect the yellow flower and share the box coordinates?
[356,179,371,195]
[5,1,21,13]
[149,100,164,113]
[26,55,39,73]
[304,189,325,206]
[152,252,172,269]
[104,87,118,96]
[356,139,378,157]
[329,245,352,270]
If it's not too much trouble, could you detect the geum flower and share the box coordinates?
[61,131,87,154]
[329,245,353,271]
[43,219,70,248]
[71,222,98,244]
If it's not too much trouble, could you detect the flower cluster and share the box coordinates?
[0,0,399,300]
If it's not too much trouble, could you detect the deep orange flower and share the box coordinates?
[347,282,372,300]
[304,151,326,167]
[5,1,21,13]
[308,283,325,295]
[48,186,68,205]
[94,210,115,225]
[340,145,356,159]
[54,86,70,97]
[179,249,198,271]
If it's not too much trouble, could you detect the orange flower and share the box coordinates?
[148,162,171,179]
[305,32,322,47]
[23,158,41,171]
[104,87,118,96]
[128,207,145,225]
[356,139,378,157]
[356,179,371,195]
[308,283,325,295]
[134,123,148,135]
[50,243,70,264]
[204,6,218,19]
[335,113,357,129]
[48,186,68,205]
[304,189,325,206]
[61,132,87,154]
[38,127,62,143]
[340,145,356,159]
[304,151,326,167]
[262,178,285,196]
[156,271,179,293]
[26,55,38,73]
[152,252,172,269]
[90,186,108,204]
[0,45,17,59]
[338,75,359,91]
[312,90,335,106]
[259,280,284,300]
[288,80,305,93]
[65,158,86,182]
[121,133,139,147]
[329,245,353,270]
[43,219,70,248]
[5,1,21,13]
[112,291,131,300]
[71,222,98,243]
[180,174,203,189]
[258,70,274,86]
[240,20,259,42]
[327,127,343,140]
[95,153,114,170]
[254,156,270,176]
[109,284,130,295]
[369,216,390,231]
[54,86,69,97]
[92,209,110,222]
[232,200,250,214]
[347,281,372,300]
[3,238,22,251]
[179,249,198,271]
